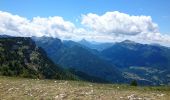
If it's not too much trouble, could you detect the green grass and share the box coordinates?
[0,76,170,100]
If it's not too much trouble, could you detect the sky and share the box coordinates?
[0,0,170,46]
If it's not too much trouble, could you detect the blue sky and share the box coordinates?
[0,0,169,34]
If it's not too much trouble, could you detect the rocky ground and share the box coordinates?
[0,76,170,100]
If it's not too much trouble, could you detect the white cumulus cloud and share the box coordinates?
[81,11,170,47]
[81,11,159,35]
[0,11,84,40]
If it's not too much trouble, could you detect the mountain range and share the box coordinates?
[0,35,170,85]
[33,37,170,85]
[101,40,170,85]
[32,36,124,83]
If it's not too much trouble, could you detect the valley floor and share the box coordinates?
[0,76,170,100]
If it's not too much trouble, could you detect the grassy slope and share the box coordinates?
[0,76,170,100]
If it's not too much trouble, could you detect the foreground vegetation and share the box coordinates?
[0,76,170,100]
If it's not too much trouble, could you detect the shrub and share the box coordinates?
[130,80,138,86]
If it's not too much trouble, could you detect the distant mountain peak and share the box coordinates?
[0,34,13,38]
[32,36,61,42]
[79,38,89,43]
[121,40,136,44]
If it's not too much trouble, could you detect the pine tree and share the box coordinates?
[130,80,138,86]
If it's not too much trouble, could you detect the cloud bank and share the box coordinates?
[0,11,85,40]
[0,11,170,47]
[81,11,158,35]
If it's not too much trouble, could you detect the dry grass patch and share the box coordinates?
[0,76,170,100]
